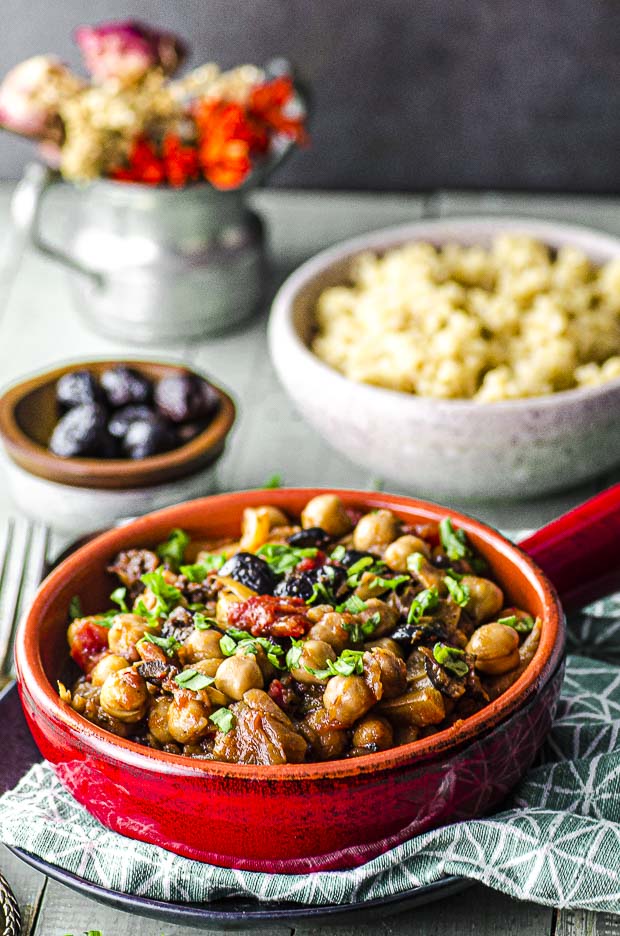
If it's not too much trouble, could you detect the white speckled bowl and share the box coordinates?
[269,217,620,499]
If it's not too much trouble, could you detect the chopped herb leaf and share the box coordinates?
[330,544,346,562]
[69,595,83,620]
[407,552,426,573]
[369,574,409,592]
[433,641,469,678]
[307,579,337,606]
[156,528,190,570]
[181,554,226,581]
[139,632,181,657]
[338,594,367,614]
[210,707,235,733]
[139,567,182,618]
[344,611,381,643]
[346,556,374,579]
[109,587,128,612]
[220,634,238,656]
[439,518,470,561]
[285,639,304,670]
[407,586,440,625]
[307,648,365,679]
[175,670,215,690]
[264,473,282,489]
[226,628,250,640]
[501,614,535,634]
[444,574,471,608]
[193,613,218,631]
[257,543,318,576]
[236,636,285,668]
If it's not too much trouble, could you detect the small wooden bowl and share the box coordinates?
[0,360,235,491]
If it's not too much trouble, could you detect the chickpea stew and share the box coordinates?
[59,495,542,766]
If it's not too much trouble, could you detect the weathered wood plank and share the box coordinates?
[294,884,554,936]
[0,845,47,935]
[554,908,620,935]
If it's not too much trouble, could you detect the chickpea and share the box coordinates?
[234,643,275,680]
[148,697,175,745]
[240,506,289,552]
[301,494,352,537]
[322,674,375,727]
[363,637,404,658]
[466,622,520,675]
[352,715,394,752]
[179,628,224,665]
[290,639,337,685]
[383,534,431,571]
[395,724,420,746]
[108,614,153,662]
[364,648,407,700]
[379,686,445,727]
[183,657,222,678]
[99,668,149,723]
[353,509,399,553]
[215,655,264,700]
[90,653,128,687]
[462,576,504,623]
[357,598,398,637]
[167,694,212,744]
[299,708,348,760]
[308,612,351,653]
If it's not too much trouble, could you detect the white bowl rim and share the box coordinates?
[269,214,620,412]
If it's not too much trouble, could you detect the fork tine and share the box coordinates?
[0,518,50,679]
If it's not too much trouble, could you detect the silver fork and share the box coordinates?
[0,517,50,688]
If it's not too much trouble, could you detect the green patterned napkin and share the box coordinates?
[1,593,620,913]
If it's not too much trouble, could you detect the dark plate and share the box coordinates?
[0,682,469,929]
[7,846,469,931]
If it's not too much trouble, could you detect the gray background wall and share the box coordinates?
[1,0,619,192]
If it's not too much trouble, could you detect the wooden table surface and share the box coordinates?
[0,182,619,935]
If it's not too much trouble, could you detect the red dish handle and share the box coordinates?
[518,482,620,613]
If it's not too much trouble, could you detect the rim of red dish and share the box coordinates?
[16,488,565,781]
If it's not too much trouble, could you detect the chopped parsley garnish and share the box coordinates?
[69,595,83,620]
[344,611,381,643]
[220,633,238,656]
[175,670,215,690]
[180,554,226,581]
[210,707,236,733]
[330,544,346,562]
[233,635,285,669]
[500,614,535,634]
[407,586,440,625]
[285,638,304,670]
[109,587,129,612]
[264,473,282,488]
[338,594,367,614]
[307,579,337,606]
[156,528,190,570]
[139,632,181,656]
[193,613,218,630]
[137,567,182,618]
[345,556,375,586]
[368,574,409,592]
[257,543,319,576]
[307,648,365,679]
[433,642,469,678]
[444,574,471,608]
[439,518,470,561]
[407,552,426,573]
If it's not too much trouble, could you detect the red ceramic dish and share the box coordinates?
[17,486,615,873]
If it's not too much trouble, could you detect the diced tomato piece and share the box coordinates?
[69,619,110,672]
[228,595,311,638]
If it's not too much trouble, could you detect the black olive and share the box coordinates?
[154,374,220,424]
[287,527,332,549]
[122,417,177,459]
[56,370,103,410]
[219,552,276,594]
[339,549,376,568]
[137,660,174,687]
[274,564,347,602]
[162,606,196,643]
[49,403,111,457]
[100,365,153,408]
[108,405,159,439]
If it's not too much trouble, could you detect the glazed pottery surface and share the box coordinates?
[15,489,564,871]
[268,217,620,499]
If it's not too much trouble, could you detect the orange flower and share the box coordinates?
[195,100,254,189]
[249,76,307,144]
[162,132,199,187]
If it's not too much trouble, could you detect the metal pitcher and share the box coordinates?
[11,162,269,343]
